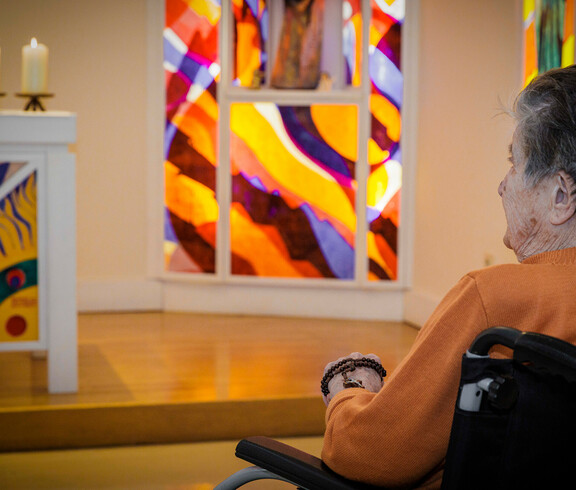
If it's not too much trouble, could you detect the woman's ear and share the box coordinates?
[550,171,576,225]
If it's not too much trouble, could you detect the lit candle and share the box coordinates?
[21,38,48,93]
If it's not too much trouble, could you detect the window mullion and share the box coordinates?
[355,0,372,285]
[218,1,232,280]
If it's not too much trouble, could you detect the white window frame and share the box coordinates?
[147,0,420,319]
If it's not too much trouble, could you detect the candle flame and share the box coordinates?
[31,38,38,48]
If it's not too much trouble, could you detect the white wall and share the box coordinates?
[0,0,524,320]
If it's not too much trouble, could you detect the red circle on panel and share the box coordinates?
[6,268,26,289]
[6,315,27,337]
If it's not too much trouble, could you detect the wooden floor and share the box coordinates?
[0,312,418,451]
[0,437,327,489]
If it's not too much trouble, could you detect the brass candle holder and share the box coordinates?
[16,92,54,111]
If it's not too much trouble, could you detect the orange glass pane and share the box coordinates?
[233,0,268,87]
[367,0,403,281]
[164,0,220,274]
[230,103,358,279]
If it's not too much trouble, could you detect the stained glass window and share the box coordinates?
[343,0,362,87]
[164,0,405,283]
[164,0,220,273]
[233,0,268,87]
[367,0,403,280]
[230,103,357,279]
[523,0,575,86]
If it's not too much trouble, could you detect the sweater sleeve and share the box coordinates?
[321,274,489,488]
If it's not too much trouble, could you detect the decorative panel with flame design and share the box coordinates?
[0,162,39,342]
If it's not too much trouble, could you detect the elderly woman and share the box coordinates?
[321,64,576,489]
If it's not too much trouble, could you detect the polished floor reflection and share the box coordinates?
[0,312,419,407]
[0,313,419,488]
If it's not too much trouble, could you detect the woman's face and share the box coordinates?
[498,134,551,259]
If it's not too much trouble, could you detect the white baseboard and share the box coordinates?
[403,289,441,328]
[77,278,164,312]
[164,281,405,321]
[78,277,417,322]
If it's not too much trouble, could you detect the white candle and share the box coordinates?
[21,38,48,93]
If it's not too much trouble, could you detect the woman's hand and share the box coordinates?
[322,352,385,406]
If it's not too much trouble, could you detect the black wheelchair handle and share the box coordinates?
[469,326,523,356]
[469,326,576,383]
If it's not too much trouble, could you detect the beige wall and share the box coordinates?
[0,0,150,284]
[410,0,520,319]
[0,0,523,318]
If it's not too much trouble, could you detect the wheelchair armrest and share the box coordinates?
[235,436,380,490]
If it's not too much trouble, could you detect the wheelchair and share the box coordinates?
[215,327,576,489]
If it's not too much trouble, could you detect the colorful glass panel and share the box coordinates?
[233,0,268,87]
[523,0,575,86]
[343,0,362,86]
[367,0,403,280]
[230,103,358,279]
[164,1,404,282]
[164,0,221,273]
[0,163,39,342]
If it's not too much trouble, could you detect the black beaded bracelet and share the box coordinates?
[321,357,386,396]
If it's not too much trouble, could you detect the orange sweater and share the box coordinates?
[322,247,576,488]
